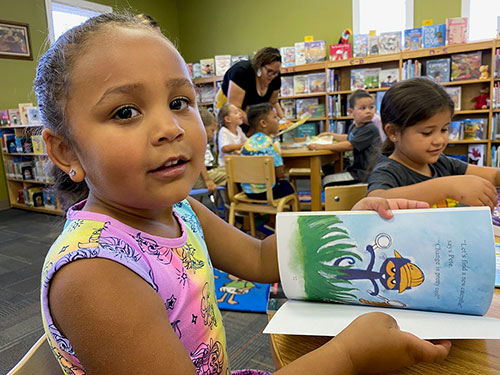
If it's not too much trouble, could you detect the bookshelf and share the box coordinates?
[279,38,500,166]
[192,75,223,110]
[0,124,63,215]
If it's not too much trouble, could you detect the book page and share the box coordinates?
[277,207,495,315]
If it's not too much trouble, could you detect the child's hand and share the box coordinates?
[448,175,498,210]
[330,312,451,374]
[205,179,218,194]
[352,197,429,219]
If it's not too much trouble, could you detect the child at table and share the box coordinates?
[34,13,450,374]
[308,89,382,187]
[192,108,227,192]
[241,103,295,200]
[217,102,247,168]
[368,78,499,209]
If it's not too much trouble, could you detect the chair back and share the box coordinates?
[7,335,62,375]
[225,155,276,203]
[324,184,368,211]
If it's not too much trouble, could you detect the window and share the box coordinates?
[462,0,500,41]
[353,0,414,35]
[45,0,112,43]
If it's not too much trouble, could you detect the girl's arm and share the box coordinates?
[227,81,248,123]
[308,140,353,152]
[466,164,500,186]
[270,90,285,118]
[221,143,244,153]
[368,175,497,209]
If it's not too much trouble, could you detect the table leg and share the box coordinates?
[310,156,322,211]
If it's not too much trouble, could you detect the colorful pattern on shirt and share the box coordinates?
[241,132,282,194]
[40,200,229,375]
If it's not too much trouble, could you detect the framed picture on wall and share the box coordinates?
[0,20,32,60]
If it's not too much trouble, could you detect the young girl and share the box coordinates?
[35,13,450,374]
[368,77,499,209]
[217,103,247,168]
[241,103,295,199]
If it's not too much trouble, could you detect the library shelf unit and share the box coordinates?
[278,38,500,166]
[192,75,223,109]
[0,124,63,215]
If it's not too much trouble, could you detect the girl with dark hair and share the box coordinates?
[368,77,499,209]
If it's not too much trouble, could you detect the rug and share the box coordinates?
[214,268,270,313]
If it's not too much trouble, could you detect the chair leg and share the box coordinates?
[228,204,236,227]
[249,212,256,237]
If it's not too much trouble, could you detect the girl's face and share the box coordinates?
[63,26,206,212]
[226,105,243,126]
[390,109,451,169]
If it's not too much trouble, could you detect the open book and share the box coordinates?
[264,207,500,339]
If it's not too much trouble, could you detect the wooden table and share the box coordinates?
[270,289,500,374]
[281,147,340,211]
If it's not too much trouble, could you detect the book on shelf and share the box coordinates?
[329,119,347,134]
[214,55,231,76]
[495,49,500,79]
[451,51,482,81]
[327,69,339,92]
[15,137,33,153]
[353,34,368,57]
[448,120,464,140]
[367,35,379,55]
[422,24,446,49]
[463,118,487,140]
[468,143,486,166]
[305,40,327,63]
[293,75,309,95]
[493,114,500,140]
[26,106,41,125]
[0,110,9,126]
[307,73,326,93]
[328,95,342,117]
[280,99,296,120]
[8,109,20,126]
[18,103,33,126]
[264,207,500,339]
[379,68,398,87]
[31,135,46,154]
[350,69,366,90]
[192,63,202,78]
[296,98,319,118]
[294,42,306,66]
[375,91,386,113]
[280,76,294,97]
[231,55,249,66]
[425,58,451,83]
[363,68,381,89]
[446,17,468,45]
[444,87,461,111]
[329,43,352,61]
[403,27,422,51]
[378,31,401,54]
[309,104,325,119]
[280,46,295,67]
[199,58,215,77]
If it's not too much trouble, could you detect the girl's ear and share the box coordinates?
[224,115,231,124]
[384,123,399,142]
[42,128,86,182]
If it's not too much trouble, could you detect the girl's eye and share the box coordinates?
[170,97,190,111]
[442,128,449,133]
[113,106,140,120]
[422,131,432,136]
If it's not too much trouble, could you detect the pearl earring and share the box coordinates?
[69,169,76,177]
[256,68,262,78]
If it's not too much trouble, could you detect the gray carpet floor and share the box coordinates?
[0,208,275,373]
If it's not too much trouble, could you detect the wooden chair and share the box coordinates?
[7,335,62,375]
[225,155,299,237]
[324,184,368,211]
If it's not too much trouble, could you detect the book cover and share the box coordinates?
[448,120,463,140]
[329,43,352,61]
[446,17,468,45]
[26,106,41,125]
[451,52,482,81]
[18,103,33,126]
[294,42,306,66]
[404,28,422,51]
[280,76,294,97]
[305,41,326,63]
[231,55,249,66]
[280,99,296,119]
[363,68,381,89]
[375,91,386,113]
[293,75,309,95]
[350,69,366,90]
[307,73,326,93]
[296,122,318,138]
[214,55,231,76]
[5,133,16,153]
[379,31,402,54]
[444,87,462,111]
[275,207,496,317]
[296,98,319,118]
[422,24,446,49]
[192,63,202,78]
[367,35,379,55]
[199,58,215,77]
[426,58,451,83]
[31,135,45,154]
[280,47,295,67]
[353,34,368,57]
[463,118,487,140]
[468,143,486,165]
[309,104,325,119]
[0,110,9,126]
[379,68,399,87]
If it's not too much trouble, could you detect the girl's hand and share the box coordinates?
[352,197,429,219]
[448,175,498,210]
[205,179,218,194]
[330,312,451,374]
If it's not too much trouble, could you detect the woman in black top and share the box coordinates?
[217,47,284,131]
